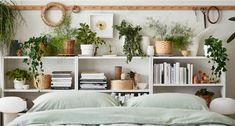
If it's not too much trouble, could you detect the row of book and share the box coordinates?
[79,72,107,90]
[51,71,73,89]
[153,62,193,84]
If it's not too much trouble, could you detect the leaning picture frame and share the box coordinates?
[90,13,114,38]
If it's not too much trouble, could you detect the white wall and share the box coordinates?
[8,0,235,99]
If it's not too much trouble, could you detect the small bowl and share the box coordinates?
[22,85,29,90]
[137,83,148,89]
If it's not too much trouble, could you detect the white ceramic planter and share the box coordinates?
[80,44,94,56]
[13,79,25,89]
[204,45,210,57]
[141,36,150,54]
[188,37,199,56]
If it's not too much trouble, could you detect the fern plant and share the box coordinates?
[114,20,145,63]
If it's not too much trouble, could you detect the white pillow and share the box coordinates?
[126,93,209,110]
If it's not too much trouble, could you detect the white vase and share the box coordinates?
[80,44,94,56]
[13,79,25,89]
[188,38,199,56]
[147,46,154,56]
[141,36,150,54]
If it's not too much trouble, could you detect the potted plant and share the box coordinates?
[114,20,145,63]
[47,15,77,56]
[146,18,172,56]
[204,36,229,82]
[6,68,30,89]
[0,1,22,55]
[22,35,51,89]
[195,88,214,107]
[227,17,235,43]
[167,23,193,56]
[75,23,105,56]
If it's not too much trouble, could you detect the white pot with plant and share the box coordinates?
[146,18,172,56]
[76,23,105,56]
[6,69,31,89]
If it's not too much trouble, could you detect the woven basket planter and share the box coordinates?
[155,41,172,56]
[34,74,51,89]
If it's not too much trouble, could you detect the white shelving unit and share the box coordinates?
[0,56,226,99]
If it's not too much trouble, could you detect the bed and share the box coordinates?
[8,92,235,126]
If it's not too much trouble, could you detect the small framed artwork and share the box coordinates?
[90,13,114,38]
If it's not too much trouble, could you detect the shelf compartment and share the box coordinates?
[4,56,77,59]
[153,56,207,60]
[4,89,76,93]
[78,56,147,60]
[153,84,224,87]
[78,89,150,93]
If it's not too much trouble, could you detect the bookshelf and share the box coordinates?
[0,56,226,100]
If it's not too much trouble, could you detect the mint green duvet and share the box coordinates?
[9,107,235,126]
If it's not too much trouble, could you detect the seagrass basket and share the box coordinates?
[155,41,172,56]
[34,74,51,89]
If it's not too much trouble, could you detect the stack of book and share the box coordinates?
[153,62,193,84]
[51,71,73,89]
[80,72,107,90]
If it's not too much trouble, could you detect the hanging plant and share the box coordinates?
[114,20,145,63]
[204,36,229,82]
[0,1,23,51]
[22,35,48,78]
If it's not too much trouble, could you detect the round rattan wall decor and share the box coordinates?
[41,2,66,27]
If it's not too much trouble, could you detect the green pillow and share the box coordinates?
[126,93,209,110]
[28,92,119,112]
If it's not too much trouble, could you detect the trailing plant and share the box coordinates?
[114,20,145,63]
[22,35,48,78]
[0,1,23,51]
[6,68,30,81]
[195,88,214,97]
[204,36,229,82]
[75,23,105,56]
[227,17,235,43]
[47,15,77,55]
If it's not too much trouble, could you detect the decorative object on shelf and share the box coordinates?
[141,36,150,54]
[76,23,105,56]
[34,74,51,89]
[0,1,23,55]
[114,20,145,63]
[227,17,235,43]
[110,80,133,90]
[195,88,214,107]
[63,39,75,55]
[16,43,23,56]
[0,97,27,126]
[193,70,210,84]
[200,6,221,29]
[121,73,127,80]
[204,36,229,82]
[147,46,154,56]
[41,2,66,27]
[22,35,48,87]
[9,40,20,56]
[72,5,80,14]
[90,13,114,38]
[6,68,31,89]
[210,98,235,115]
[22,85,29,90]
[115,66,122,80]
[137,83,148,89]
[181,50,191,57]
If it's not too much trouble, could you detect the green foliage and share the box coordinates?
[6,68,31,81]
[22,35,48,78]
[47,15,77,55]
[195,88,214,97]
[114,20,145,63]
[0,1,22,49]
[75,23,105,55]
[227,17,235,43]
[204,36,229,81]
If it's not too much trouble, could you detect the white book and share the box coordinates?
[163,62,168,84]
[179,67,184,84]
[187,64,191,84]
[175,62,180,84]
[154,64,160,84]
[51,82,72,85]
[170,66,175,84]
[183,68,187,84]
[190,64,194,84]
[81,73,105,76]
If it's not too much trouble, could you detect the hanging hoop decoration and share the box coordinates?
[41,2,66,27]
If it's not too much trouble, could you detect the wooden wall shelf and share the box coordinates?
[15,5,235,11]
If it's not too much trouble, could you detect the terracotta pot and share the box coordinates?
[64,40,75,55]
[34,74,51,89]
[155,41,172,56]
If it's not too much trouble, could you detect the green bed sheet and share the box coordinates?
[9,107,235,126]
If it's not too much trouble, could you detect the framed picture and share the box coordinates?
[90,13,114,38]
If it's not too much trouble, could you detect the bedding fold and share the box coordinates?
[9,107,235,126]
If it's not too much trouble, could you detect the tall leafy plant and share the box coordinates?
[227,17,235,43]
[22,35,48,78]
[114,20,145,63]
[0,1,22,51]
[204,36,229,82]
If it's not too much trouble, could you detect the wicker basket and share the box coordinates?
[110,80,134,90]
[155,41,172,56]
[34,74,51,89]
[64,40,75,55]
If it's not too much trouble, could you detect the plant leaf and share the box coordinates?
[229,17,235,21]
[227,32,235,43]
